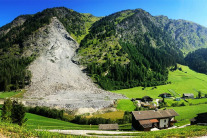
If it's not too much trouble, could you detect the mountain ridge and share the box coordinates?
[1,7,207,111]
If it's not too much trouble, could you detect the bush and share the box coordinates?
[11,100,27,126]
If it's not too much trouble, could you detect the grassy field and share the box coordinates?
[168,104,207,126]
[116,99,136,111]
[25,113,98,130]
[88,125,207,137]
[0,122,84,138]
[0,91,22,99]
[91,111,125,120]
[164,98,207,107]
[0,111,98,130]
[112,65,207,99]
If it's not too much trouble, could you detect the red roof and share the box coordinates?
[150,119,159,123]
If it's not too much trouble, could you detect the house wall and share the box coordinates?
[132,115,140,130]
[159,118,169,128]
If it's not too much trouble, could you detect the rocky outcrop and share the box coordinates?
[23,17,125,112]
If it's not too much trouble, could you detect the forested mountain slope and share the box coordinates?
[185,48,207,74]
[77,9,183,90]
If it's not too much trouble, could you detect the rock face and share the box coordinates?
[23,17,125,112]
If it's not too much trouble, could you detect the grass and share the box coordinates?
[116,99,136,111]
[112,65,207,99]
[90,111,125,120]
[87,125,207,137]
[0,122,85,138]
[25,113,98,130]
[0,110,98,130]
[168,104,207,126]
[0,91,22,99]
[164,98,207,107]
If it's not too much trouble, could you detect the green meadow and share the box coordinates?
[116,99,136,111]
[112,65,207,99]
[0,111,98,130]
[168,104,207,126]
[25,113,98,130]
[0,91,22,99]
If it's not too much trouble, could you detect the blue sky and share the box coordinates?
[0,0,207,27]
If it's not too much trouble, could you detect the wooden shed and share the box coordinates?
[99,124,119,130]
[191,112,207,125]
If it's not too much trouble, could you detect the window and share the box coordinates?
[164,120,166,123]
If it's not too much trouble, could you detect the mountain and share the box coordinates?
[155,16,207,54]
[77,9,183,90]
[77,9,207,90]
[1,7,207,111]
[185,48,207,74]
[0,7,124,113]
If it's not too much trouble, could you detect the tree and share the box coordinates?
[198,91,202,99]
[1,99,12,122]
[11,100,27,126]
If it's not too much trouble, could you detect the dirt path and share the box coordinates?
[0,133,6,138]
[48,130,140,137]
[47,124,191,137]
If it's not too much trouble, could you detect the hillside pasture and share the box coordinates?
[0,110,98,130]
[112,65,207,99]
[168,104,207,126]
[116,99,136,111]
[0,91,22,99]
[25,113,98,130]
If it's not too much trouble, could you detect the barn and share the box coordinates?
[132,109,178,131]
[182,93,194,99]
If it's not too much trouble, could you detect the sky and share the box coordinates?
[0,0,207,27]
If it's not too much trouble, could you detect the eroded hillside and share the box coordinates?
[23,17,125,112]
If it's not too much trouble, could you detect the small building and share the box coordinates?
[159,93,172,98]
[140,96,153,102]
[191,112,207,125]
[182,93,194,99]
[132,109,178,131]
[174,97,181,101]
[99,124,119,130]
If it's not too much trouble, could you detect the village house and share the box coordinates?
[132,109,178,131]
[159,93,172,98]
[136,96,153,102]
[182,93,194,99]
[191,112,207,125]
[99,124,119,130]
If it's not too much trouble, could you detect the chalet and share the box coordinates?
[159,93,172,98]
[191,112,207,125]
[99,124,119,130]
[182,93,194,99]
[132,109,178,131]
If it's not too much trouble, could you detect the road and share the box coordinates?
[46,124,193,137]
[48,130,140,137]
